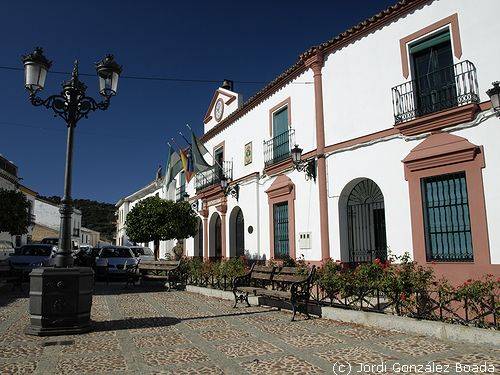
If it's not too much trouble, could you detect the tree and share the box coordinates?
[125,196,198,259]
[0,188,30,236]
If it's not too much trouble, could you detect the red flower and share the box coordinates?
[400,292,407,301]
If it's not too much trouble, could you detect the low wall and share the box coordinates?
[322,306,500,347]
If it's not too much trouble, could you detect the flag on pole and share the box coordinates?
[165,144,182,189]
[180,148,194,183]
[190,131,211,173]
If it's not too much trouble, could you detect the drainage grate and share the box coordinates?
[41,340,74,347]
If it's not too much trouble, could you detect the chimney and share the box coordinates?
[221,79,233,91]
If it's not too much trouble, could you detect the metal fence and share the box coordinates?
[391,60,479,124]
[184,273,498,329]
[194,161,233,192]
[263,128,295,167]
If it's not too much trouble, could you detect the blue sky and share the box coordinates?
[0,0,395,203]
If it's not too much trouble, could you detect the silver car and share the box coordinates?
[8,244,56,271]
[95,246,138,274]
[129,246,155,262]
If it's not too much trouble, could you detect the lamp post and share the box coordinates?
[486,81,500,115]
[291,144,316,181]
[22,47,122,336]
[220,175,239,200]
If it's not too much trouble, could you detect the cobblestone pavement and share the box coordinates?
[0,284,498,374]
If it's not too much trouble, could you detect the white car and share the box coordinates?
[0,240,15,261]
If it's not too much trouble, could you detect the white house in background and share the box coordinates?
[32,197,82,245]
[120,0,500,285]
[116,177,176,259]
[80,227,100,247]
[0,155,21,244]
[0,155,37,247]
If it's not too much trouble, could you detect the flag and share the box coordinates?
[190,131,211,173]
[165,144,182,189]
[180,148,194,183]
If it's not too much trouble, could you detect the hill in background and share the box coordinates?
[39,196,116,241]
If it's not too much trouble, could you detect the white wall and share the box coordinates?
[322,0,500,146]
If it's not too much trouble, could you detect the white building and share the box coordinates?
[120,0,500,285]
[32,197,82,245]
[116,177,176,259]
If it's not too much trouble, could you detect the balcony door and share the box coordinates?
[272,107,289,163]
[214,147,224,182]
[410,30,456,116]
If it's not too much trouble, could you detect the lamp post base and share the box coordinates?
[26,267,94,336]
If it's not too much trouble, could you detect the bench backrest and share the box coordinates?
[139,260,180,271]
[273,266,308,283]
[250,265,275,281]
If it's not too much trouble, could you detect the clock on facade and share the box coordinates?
[214,98,224,122]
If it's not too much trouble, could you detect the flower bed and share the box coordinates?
[180,253,499,329]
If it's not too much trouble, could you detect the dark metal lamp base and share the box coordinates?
[26,267,94,337]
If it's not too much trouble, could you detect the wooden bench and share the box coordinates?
[137,260,181,290]
[233,264,316,321]
[0,261,23,291]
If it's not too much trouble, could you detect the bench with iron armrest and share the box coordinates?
[137,260,181,290]
[232,264,276,307]
[233,264,316,321]
[0,261,23,291]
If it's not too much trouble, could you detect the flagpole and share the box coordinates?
[185,124,223,170]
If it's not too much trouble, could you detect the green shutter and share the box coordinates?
[409,29,450,54]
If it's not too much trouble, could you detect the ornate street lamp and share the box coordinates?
[486,81,500,114]
[220,175,239,200]
[291,144,316,181]
[22,47,122,336]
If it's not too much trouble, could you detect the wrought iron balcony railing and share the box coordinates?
[195,161,233,192]
[391,60,479,124]
[263,128,295,167]
[176,185,187,202]
[28,213,36,225]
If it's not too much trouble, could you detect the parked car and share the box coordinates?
[129,246,155,262]
[41,237,79,251]
[95,246,138,274]
[8,244,56,271]
[0,240,15,261]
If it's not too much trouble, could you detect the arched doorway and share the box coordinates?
[209,212,222,259]
[339,178,387,263]
[229,207,245,258]
[193,218,203,258]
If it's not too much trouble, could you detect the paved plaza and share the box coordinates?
[0,284,498,375]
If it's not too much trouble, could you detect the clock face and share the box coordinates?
[214,98,224,121]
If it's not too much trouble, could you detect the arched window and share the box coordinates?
[209,212,222,260]
[341,179,387,263]
[193,218,203,258]
[229,207,245,258]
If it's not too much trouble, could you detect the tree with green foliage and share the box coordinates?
[0,188,30,236]
[125,196,198,259]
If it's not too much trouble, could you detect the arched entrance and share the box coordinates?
[193,218,203,258]
[229,207,245,258]
[339,178,387,263]
[209,212,222,259]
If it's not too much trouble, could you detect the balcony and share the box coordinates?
[28,213,36,225]
[72,228,80,237]
[263,128,295,167]
[176,185,187,202]
[391,60,479,126]
[195,161,233,192]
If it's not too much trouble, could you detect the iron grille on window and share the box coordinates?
[273,202,289,258]
[391,60,479,124]
[263,128,295,167]
[421,172,473,262]
[195,161,233,192]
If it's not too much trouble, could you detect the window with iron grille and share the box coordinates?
[273,202,289,258]
[421,172,473,261]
